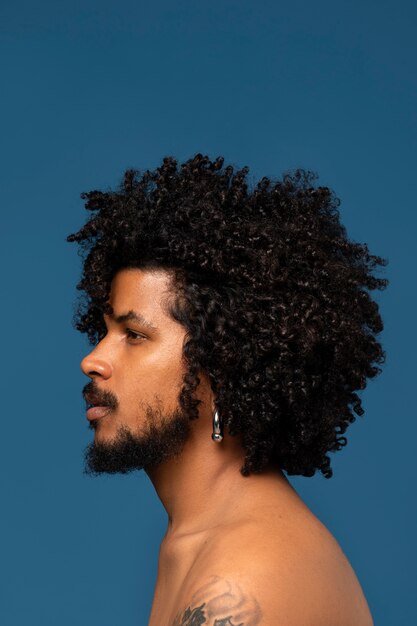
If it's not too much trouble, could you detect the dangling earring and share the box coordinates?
[211,409,223,442]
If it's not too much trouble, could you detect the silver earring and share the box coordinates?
[211,410,223,442]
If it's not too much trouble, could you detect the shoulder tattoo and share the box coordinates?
[171,575,262,626]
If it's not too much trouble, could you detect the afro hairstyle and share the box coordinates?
[67,153,388,478]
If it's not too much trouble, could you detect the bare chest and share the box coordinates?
[148,566,204,626]
[147,536,207,626]
[147,584,177,626]
[147,524,280,625]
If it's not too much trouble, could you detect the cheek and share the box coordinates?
[122,346,186,406]
[151,356,186,399]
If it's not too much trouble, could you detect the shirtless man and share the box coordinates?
[68,154,387,625]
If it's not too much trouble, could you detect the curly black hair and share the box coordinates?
[67,153,388,479]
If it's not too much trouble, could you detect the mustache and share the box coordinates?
[82,381,118,410]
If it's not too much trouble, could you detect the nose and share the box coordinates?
[80,348,113,380]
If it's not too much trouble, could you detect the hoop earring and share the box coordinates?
[211,410,223,442]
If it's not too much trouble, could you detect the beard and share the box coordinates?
[83,403,192,476]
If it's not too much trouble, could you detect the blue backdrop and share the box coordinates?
[1,1,415,624]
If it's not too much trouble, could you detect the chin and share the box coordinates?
[92,421,113,440]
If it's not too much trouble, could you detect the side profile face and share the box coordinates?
[80,268,208,474]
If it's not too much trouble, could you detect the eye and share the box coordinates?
[126,329,146,343]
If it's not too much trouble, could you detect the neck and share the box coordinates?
[145,415,292,541]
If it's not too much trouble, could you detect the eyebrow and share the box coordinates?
[105,309,159,333]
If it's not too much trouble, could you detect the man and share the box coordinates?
[68,154,387,625]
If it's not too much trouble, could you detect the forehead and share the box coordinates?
[108,268,177,326]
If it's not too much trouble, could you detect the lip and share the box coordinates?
[86,406,112,421]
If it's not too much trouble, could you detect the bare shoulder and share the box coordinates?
[171,514,374,626]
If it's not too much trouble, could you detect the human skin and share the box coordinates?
[80,268,374,626]
[81,268,189,444]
